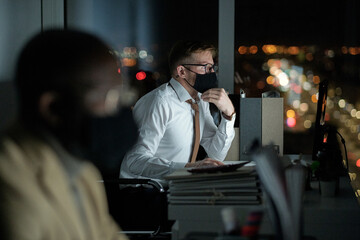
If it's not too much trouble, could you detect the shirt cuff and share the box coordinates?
[222,111,236,121]
[219,113,236,134]
[170,161,187,171]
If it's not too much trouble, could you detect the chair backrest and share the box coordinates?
[101,178,171,237]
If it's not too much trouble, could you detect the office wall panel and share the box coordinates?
[0,0,42,82]
[0,0,42,130]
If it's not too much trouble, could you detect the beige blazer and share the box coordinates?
[0,129,128,240]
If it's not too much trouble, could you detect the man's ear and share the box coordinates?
[38,92,59,126]
[176,65,186,79]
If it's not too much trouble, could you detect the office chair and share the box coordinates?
[100,177,171,239]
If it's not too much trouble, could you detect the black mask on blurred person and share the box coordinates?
[82,108,138,177]
[190,72,218,93]
[59,107,138,178]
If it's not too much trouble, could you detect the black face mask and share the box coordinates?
[60,107,138,178]
[188,72,218,93]
[83,108,138,177]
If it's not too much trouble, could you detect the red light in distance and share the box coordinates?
[356,159,360,168]
[136,71,146,80]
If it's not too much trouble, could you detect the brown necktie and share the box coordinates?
[186,99,200,163]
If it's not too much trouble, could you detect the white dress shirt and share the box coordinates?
[120,78,235,182]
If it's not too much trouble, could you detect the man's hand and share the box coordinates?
[185,158,225,168]
[201,88,235,117]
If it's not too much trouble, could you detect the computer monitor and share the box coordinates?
[312,79,329,161]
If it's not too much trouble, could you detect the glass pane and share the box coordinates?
[235,1,360,160]
[67,0,218,100]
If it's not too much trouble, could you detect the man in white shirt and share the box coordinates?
[120,40,236,183]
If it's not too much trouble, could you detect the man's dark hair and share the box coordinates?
[15,29,116,123]
[168,40,217,75]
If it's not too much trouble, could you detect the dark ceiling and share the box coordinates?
[157,0,359,47]
[235,0,359,46]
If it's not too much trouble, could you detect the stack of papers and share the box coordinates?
[164,162,262,205]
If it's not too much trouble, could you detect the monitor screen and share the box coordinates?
[312,79,329,161]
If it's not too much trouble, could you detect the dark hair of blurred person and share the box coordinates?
[0,29,134,240]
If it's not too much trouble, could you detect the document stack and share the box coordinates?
[164,162,262,205]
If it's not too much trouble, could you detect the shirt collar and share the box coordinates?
[169,78,199,103]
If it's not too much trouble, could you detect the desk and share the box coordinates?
[301,177,360,240]
[168,176,360,240]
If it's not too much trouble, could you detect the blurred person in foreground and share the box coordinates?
[0,29,136,240]
[120,40,236,184]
